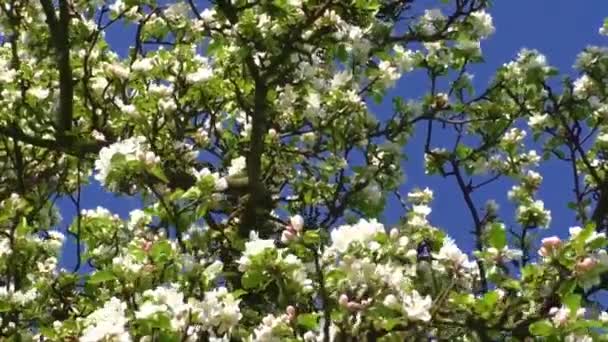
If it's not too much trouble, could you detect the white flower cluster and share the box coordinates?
[127,209,151,231]
[515,199,551,229]
[407,203,433,228]
[0,235,10,257]
[250,313,293,342]
[501,127,527,145]
[434,237,477,273]
[502,49,550,82]
[81,206,120,220]
[573,74,595,98]
[131,57,155,74]
[193,167,228,192]
[227,156,246,176]
[507,170,551,228]
[407,187,434,205]
[186,55,214,84]
[418,9,445,35]
[45,230,65,252]
[190,286,242,335]
[135,284,191,331]
[238,231,313,292]
[238,231,276,271]
[469,10,495,38]
[383,290,433,322]
[113,251,144,274]
[335,20,372,59]
[135,284,242,337]
[377,60,401,89]
[329,219,385,253]
[80,297,131,342]
[528,112,551,130]
[0,57,17,84]
[94,136,160,189]
[0,285,39,307]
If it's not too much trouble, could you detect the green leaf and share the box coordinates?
[149,166,169,184]
[557,279,576,297]
[242,270,265,290]
[297,313,319,330]
[475,291,499,317]
[521,264,538,281]
[487,223,507,249]
[562,293,581,312]
[16,216,29,236]
[336,44,349,62]
[455,144,471,159]
[150,240,172,263]
[88,270,116,284]
[304,190,313,205]
[0,300,11,312]
[231,289,247,298]
[302,230,320,245]
[110,153,127,166]
[381,317,403,331]
[529,320,554,336]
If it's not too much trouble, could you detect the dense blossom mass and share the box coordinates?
[0,0,607,340]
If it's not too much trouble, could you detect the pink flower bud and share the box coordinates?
[338,294,349,307]
[538,236,561,257]
[346,301,362,312]
[286,305,296,320]
[550,306,570,326]
[290,214,304,232]
[281,230,296,244]
[389,228,399,240]
[576,257,597,274]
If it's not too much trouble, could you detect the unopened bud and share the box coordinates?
[575,257,597,274]
[338,294,349,307]
[281,230,296,244]
[286,305,296,320]
[346,301,362,312]
[538,236,561,257]
[290,214,304,232]
[389,228,399,240]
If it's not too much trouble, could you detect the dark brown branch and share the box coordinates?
[0,124,105,156]
[39,0,74,135]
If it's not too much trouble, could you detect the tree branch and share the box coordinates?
[39,0,74,135]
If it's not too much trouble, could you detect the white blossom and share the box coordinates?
[187,64,214,83]
[136,284,190,331]
[237,231,275,271]
[27,87,50,100]
[250,314,291,342]
[469,10,495,38]
[81,297,131,342]
[419,9,445,35]
[528,113,550,129]
[402,290,432,322]
[227,156,246,176]
[94,136,158,187]
[377,60,401,88]
[131,58,154,73]
[573,74,594,98]
[330,219,385,253]
[434,237,473,271]
[103,62,130,80]
[190,287,242,334]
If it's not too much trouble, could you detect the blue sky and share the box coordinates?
[58,1,608,270]
[387,0,608,253]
